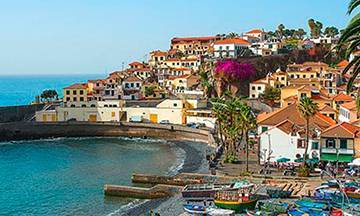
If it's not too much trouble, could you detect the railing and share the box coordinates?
[321,148,353,154]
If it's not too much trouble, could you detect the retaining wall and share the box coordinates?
[0,104,45,122]
[0,122,214,145]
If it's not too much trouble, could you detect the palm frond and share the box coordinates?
[348,0,360,14]
[347,60,360,93]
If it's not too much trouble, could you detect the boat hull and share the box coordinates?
[214,199,257,213]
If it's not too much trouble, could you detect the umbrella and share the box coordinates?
[348,158,360,166]
[276,157,290,163]
[294,158,304,163]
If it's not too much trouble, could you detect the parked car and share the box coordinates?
[66,118,77,122]
[159,120,170,124]
[195,123,206,128]
[129,116,143,123]
[186,122,198,128]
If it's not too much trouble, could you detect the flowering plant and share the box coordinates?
[214,60,255,81]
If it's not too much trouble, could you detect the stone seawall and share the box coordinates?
[0,104,45,122]
[0,122,214,145]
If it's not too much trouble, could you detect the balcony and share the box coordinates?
[321,148,353,155]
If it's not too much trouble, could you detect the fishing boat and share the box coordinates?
[183,204,235,215]
[256,199,291,214]
[214,185,257,213]
[266,186,292,198]
[183,204,206,214]
[182,181,251,200]
[346,190,360,199]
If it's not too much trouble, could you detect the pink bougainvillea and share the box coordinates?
[214,60,255,81]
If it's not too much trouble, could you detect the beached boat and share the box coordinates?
[183,204,206,214]
[266,187,292,198]
[256,199,291,214]
[346,190,360,199]
[182,181,252,200]
[183,204,235,215]
[214,185,257,213]
[214,199,257,214]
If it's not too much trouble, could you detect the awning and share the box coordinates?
[320,153,353,163]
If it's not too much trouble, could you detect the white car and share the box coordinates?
[159,120,170,124]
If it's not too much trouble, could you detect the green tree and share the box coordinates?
[297,97,319,163]
[199,63,214,99]
[324,26,339,37]
[308,19,323,38]
[40,89,58,102]
[226,32,239,39]
[338,0,360,92]
[276,24,285,39]
[294,28,307,39]
[259,86,280,105]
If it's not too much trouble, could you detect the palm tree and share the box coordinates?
[238,104,256,172]
[338,0,360,92]
[297,97,319,163]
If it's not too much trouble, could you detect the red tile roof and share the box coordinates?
[214,38,251,45]
[129,61,144,66]
[341,101,357,111]
[337,60,349,68]
[64,83,88,89]
[171,36,217,43]
[332,93,353,102]
[124,76,142,82]
[246,29,263,34]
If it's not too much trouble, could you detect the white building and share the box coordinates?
[257,103,336,162]
[214,38,250,58]
[339,101,357,123]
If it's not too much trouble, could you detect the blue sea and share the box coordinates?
[0,74,105,106]
[0,137,186,215]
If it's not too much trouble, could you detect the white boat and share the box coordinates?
[207,207,235,216]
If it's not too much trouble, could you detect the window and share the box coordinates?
[303,75,306,78]
[73,97,77,102]
[297,139,305,149]
[226,46,230,50]
[111,112,115,117]
[326,139,335,148]
[312,142,319,150]
[340,139,347,149]
[70,104,76,108]
[252,94,256,98]
[79,97,84,102]
[281,77,285,81]
[252,86,255,90]
[81,104,86,107]
[257,86,261,90]
[66,90,70,95]
[73,90,77,94]
[173,103,177,107]
[90,104,96,108]
[66,97,70,101]
[136,83,140,87]
[79,90,84,95]
[261,126,268,133]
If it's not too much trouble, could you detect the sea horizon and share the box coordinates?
[0,74,106,107]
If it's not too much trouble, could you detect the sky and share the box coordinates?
[0,0,352,75]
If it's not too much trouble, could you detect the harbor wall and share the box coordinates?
[0,104,45,122]
[0,122,213,144]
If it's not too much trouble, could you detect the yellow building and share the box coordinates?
[63,83,90,104]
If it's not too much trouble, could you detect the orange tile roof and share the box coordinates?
[319,104,336,113]
[214,38,251,45]
[151,50,167,56]
[129,61,144,66]
[246,29,263,34]
[332,93,353,102]
[321,122,360,138]
[337,60,349,68]
[64,83,88,89]
[303,61,328,67]
[124,76,142,82]
[341,101,357,111]
[171,36,217,43]
[257,103,335,130]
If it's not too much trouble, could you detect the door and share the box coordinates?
[42,114,47,122]
[150,114,158,123]
[89,114,97,122]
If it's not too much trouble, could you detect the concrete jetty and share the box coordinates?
[104,184,181,199]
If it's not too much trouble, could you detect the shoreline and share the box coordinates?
[119,140,214,216]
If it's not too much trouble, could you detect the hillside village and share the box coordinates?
[35,24,360,164]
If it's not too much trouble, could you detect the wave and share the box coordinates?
[106,199,150,216]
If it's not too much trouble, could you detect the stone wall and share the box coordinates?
[0,104,45,122]
[0,122,212,144]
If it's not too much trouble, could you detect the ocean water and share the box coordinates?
[0,137,185,216]
[0,74,105,106]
